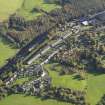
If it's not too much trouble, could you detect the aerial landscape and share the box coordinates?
[1,0,105,105]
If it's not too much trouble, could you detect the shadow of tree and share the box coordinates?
[73,74,83,81]
[0,36,17,49]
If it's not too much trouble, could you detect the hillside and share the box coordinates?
[1,0,105,105]
[0,0,61,21]
[1,0,105,21]
[0,0,23,21]
[0,0,105,21]
[16,0,61,20]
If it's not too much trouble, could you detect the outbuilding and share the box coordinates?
[79,17,89,26]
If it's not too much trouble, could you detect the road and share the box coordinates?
[90,10,105,19]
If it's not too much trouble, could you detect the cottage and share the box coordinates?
[18,65,43,77]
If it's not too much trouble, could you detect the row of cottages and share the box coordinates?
[18,65,43,78]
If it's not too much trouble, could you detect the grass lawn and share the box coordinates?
[0,36,18,67]
[44,64,86,91]
[0,94,72,105]
[0,0,23,21]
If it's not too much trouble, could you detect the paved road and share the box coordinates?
[90,10,105,19]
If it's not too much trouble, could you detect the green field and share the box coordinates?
[17,0,61,20]
[44,64,86,91]
[0,95,72,105]
[0,0,23,21]
[87,74,105,105]
[0,0,61,21]
[0,36,18,67]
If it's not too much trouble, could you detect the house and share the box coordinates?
[79,17,89,26]
[82,21,89,26]
[42,75,51,86]
[18,65,43,77]
[26,65,43,77]
[33,80,41,88]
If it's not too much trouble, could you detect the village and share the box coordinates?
[1,0,105,105]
